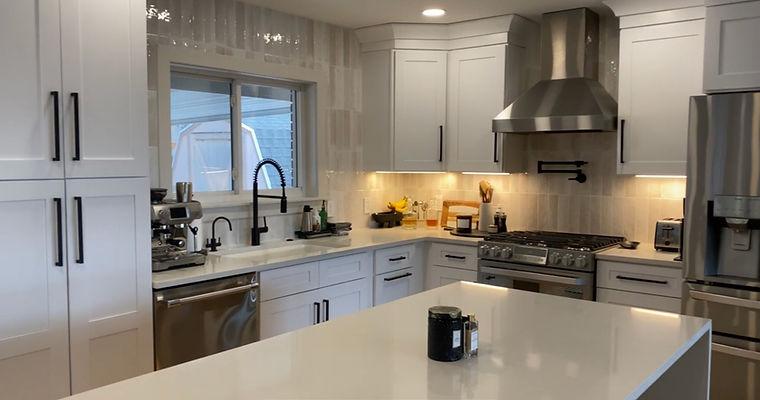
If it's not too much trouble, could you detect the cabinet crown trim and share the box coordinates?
[605,0,705,16]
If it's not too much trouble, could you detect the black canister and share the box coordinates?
[427,306,464,362]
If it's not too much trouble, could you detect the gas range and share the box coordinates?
[478,231,624,272]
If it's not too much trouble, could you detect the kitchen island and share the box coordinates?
[66,282,710,399]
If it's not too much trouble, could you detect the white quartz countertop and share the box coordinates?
[598,244,683,269]
[66,282,710,400]
[152,227,480,289]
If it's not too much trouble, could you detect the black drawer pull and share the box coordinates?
[75,196,84,264]
[493,132,499,163]
[54,198,63,267]
[71,92,81,161]
[444,254,466,260]
[51,91,61,161]
[619,119,625,164]
[322,299,329,321]
[384,272,413,282]
[313,302,321,325]
[616,275,668,285]
[388,256,406,262]
[438,125,444,162]
[485,275,496,280]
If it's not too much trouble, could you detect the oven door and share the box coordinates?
[478,260,594,300]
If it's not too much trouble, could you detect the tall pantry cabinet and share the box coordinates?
[0,0,152,398]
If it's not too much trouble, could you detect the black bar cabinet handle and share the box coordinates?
[493,132,499,163]
[445,254,466,260]
[438,125,443,162]
[51,91,61,161]
[74,196,84,264]
[619,119,625,164]
[615,275,667,285]
[322,299,330,321]
[313,302,321,325]
[388,256,406,262]
[384,272,413,282]
[71,92,81,161]
[54,198,63,267]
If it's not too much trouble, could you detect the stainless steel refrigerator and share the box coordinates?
[683,92,760,399]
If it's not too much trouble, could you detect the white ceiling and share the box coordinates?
[240,0,612,28]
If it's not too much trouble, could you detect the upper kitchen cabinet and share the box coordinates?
[356,16,537,172]
[60,0,148,178]
[606,2,706,175]
[394,50,447,171]
[0,1,65,180]
[703,0,760,92]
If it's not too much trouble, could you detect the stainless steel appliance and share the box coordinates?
[492,8,617,134]
[477,231,623,300]
[151,194,206,271]
[654,218,683,252]
[153,273,259,369]
[683,92,760,399]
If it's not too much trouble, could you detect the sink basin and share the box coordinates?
[207,242,336,262]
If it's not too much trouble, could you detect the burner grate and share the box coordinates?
[485,231,624,252]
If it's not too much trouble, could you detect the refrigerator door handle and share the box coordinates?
[713,343,760,362]
[690,290,760,310]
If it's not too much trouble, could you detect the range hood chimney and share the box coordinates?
[492,8,617,133]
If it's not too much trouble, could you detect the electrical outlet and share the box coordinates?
[363,197,372,215]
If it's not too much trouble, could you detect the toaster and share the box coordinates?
[655,218,683,252]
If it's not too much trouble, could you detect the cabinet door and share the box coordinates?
[618,20,704,175]
[374,267,423,306]
[318,278,372,322]
[425,265,477,290]
[597,288,681,314]
[446,45,506,172]
[0,181,70,399]
[0,0,64,180]
[318,252,372,288]
[66,178,152,393]
[704,1,760,92]
[60,0,148,178]
[260,290,320,339]
[394,50,447,171]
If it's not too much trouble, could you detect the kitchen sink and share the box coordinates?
[207,242,338,262]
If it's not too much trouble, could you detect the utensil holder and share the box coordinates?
[478,203,494,232]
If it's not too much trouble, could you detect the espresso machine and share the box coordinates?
[682,92,760,399]
[151,186,207,272]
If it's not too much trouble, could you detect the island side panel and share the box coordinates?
[638,330,711,400]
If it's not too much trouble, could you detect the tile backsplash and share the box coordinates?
[146,2,682,246]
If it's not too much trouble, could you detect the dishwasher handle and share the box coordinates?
[163,282,259,308]
[689,290,760,311]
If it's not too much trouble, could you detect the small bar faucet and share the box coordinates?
[251,158,288,246]
[206,216,232,252]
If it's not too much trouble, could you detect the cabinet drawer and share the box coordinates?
[597,288,681,314]
[374,267,423,306]
[319,252,371,288]
[428,243,477,271]
[375,245,415,275]
[426,265,478,290]
[597,261,682,298]
[260,262,319,301]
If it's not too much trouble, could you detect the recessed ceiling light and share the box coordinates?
[422,8,446,17]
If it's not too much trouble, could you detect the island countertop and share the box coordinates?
[66,282,711,400]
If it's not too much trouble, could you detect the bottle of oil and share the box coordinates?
[464,314,479,358]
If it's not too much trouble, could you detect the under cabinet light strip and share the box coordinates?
[634,175,687,179]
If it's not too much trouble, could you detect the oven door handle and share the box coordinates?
[713,343,760,362]
[689,290,760,311]
[480,266,586,286]
[163,283,259,308]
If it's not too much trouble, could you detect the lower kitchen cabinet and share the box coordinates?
[426,265,477,290]
[596,260,683,314]
[260,277,371,339]
[0,181,70,399]
[597,288,682,313]
[374,267,423,306]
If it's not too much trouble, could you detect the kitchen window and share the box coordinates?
[170,68,300,193]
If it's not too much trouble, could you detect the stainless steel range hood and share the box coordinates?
[493,8,617,133]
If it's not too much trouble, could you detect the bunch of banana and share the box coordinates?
[387,197,409,213]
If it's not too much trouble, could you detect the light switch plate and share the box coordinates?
[363,197,372,214]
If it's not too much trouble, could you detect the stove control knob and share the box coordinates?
[574,256,587,269]
[480,245,492,257]
[492,247,503,258]
[548,253,561,265]
[562,254,575,267]
[503,247,513,259]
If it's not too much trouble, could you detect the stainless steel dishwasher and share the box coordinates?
[153,272,259,369]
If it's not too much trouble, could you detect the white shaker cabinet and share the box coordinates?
[0,181,70,399]
[318,278,372,321]
[0,1,64,180]
[60,0,148,178]
[66,178,152,393]
[617,19,704,176]
[704,0,760,92]
[426,265,477,290]
[446,45,506,172]
[374,267,423,306]
[394,50,447,171]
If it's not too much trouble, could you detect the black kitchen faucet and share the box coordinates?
[251,158,288,246]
